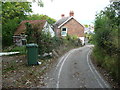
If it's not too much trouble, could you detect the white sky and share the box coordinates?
[31,0,110,25]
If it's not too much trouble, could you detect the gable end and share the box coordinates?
[58,17,84,29]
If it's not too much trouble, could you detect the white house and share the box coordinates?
[84,25,94,34]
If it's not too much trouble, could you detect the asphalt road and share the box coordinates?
[42,45,111,88]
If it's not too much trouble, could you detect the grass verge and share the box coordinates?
[91,47,120,88]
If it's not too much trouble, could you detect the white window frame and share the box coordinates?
[61,27,67,36]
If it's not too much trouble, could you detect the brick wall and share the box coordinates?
[56,18,84,37]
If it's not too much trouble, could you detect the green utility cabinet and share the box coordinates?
[26,44,38,65]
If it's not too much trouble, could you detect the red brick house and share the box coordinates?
[53,11,85,45]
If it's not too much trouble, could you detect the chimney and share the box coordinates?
[61,14,65,18]
[69,11,74,17]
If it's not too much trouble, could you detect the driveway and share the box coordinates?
[42,45,111,88]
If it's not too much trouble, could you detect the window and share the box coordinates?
[22,39,27,45]
[61,27,67,36]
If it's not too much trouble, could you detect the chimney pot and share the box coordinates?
[69,11,74,17]
[61,14,65,18]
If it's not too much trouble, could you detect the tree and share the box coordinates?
[94,1,120,54]
[2,0,44,47]
[94,1,120,83]
[2,2,33,46]
[84,24,89,28]
[27,14,56,24]
[2,2,32,23]
[25,23,54,55]
[25,22,34,43]
[32,0,44,7]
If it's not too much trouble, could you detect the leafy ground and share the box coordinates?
[2,55,49,88]
[2,44,78,88]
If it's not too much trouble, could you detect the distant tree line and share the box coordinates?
[27,14,56,25]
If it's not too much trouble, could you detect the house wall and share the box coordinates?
[56,18,84,37]
[55,18,85,44]
[79,37,85,45]
[13,35,27,46]
[61,18,84,37]
[48,25,55,37]
[43,22,55,37]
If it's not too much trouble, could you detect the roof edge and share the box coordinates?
[58,16,73,28]
[58,16,84,28]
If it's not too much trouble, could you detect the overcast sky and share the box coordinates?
[31,0,110,25]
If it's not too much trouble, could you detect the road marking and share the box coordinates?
[56,49,75,88]
[88,51,110,88]
[55,51,70,71]
[55,47,81,72]
[56,46,88,88]
[55,45,96,88]
[87,50,103,88]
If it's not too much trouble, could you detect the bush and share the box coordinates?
[92,47,118,80]
[2,18,21,46]
[37,32,54,55]
[11,46,26,54]
[93,2,120,83]
[25,22,82,56]
[65,35,82,46]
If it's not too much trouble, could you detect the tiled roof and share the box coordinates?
[53,17,70,28]
[14,20,46,35]
[53,16,84,29]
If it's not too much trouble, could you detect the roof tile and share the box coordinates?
[14,20,46,35]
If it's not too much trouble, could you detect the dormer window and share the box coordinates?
[61,27,67,36]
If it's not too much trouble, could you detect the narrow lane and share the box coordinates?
[42,45,111,88]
